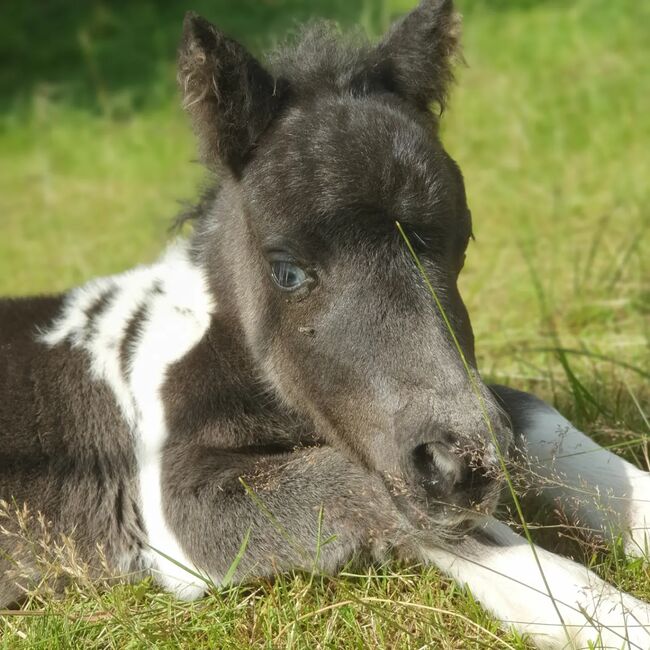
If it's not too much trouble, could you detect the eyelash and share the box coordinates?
[270,259,308,290]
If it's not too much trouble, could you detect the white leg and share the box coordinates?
[423,517,650,649]
[522,403,650,558]
[492,386,650,559]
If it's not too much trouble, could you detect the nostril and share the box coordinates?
[411,441,463,488]
[411,442,447,495]
[409,439,503,511]
[411,442,436,478]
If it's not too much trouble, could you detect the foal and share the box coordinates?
[1,1,649,647]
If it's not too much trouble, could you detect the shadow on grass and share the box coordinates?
[2,0,559,116]
[1,0,388,115]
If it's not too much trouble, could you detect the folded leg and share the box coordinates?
[491,385,650,559]
[155,444,410,597]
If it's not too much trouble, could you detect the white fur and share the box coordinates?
[41,241,215,598]
[425,517,650,649]
[523,407,650,558]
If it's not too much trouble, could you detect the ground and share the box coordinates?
[0,0,649,647]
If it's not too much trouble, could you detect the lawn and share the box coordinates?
[1,0,649,647]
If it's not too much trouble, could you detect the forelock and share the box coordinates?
[265,22,374,97]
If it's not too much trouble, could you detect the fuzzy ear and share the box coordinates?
[178,12,288,175]
[370,0,461,113]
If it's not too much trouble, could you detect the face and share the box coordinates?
[179,2,513,529]
[216,96,512,528]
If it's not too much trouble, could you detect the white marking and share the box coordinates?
[424,517,650,649]
[522,407,650,558]
[41,241,215,598]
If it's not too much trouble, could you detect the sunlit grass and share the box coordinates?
[1,0,649,647]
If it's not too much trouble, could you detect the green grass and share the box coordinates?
[1,0,649,647]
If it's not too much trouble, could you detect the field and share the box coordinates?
[1,0,649,647]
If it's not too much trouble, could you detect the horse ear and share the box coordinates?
[370,0,461,113]
[178,12,288,176]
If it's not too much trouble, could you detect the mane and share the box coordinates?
[172,181,221,231]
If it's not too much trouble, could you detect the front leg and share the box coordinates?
[148,440,649,648]
[153,444,407,598]
[424,517,650,649]
[492,385,650,559]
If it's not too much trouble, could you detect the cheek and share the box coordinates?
[264,302,370,408]
[230,246,289,367]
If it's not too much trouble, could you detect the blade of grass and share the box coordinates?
[398,220,573,647]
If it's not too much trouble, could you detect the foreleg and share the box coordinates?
[492,385,650,559]
[424,517,650,649]
[154,444,408,598]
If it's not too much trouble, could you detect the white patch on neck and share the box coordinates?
[41,240,215,598]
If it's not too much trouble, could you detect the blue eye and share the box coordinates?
[271,260,308,290]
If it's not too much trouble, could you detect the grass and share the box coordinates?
[1,0,649,647]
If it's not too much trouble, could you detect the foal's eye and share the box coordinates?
[270,260,308,291]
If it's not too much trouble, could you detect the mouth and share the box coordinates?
[381,468,504,531]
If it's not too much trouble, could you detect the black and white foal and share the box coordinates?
[1,2,649,647]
